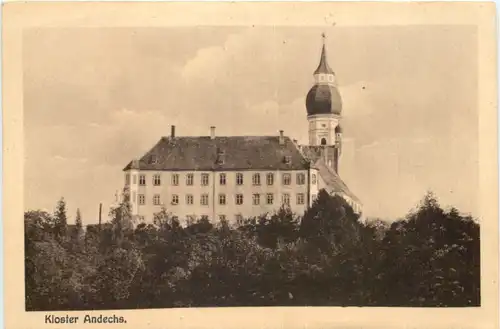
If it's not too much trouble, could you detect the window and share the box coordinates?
[219,215,226,221]
[138,215,145,222]
[201,194,209,206]
[235,214,244,225]
[297,173,305,185]
[132,175,137,184]
[219,194,226,205]
[236,173,244,185]
[253,194,260,205]
[252,173,261,186]
[172,174,179,186]
[312,194,317,202]
[139,174,146,186]
[266,193,274,205]
[282,193,290,205]
[171,194,179,205]
[201,173,209,186]
[138,194,145,205]
[186,194,194,205]
[266,173,274,185]
[132,191,137,203]
[321,138,327,145]
[125,174,130,185]
[150,154,157,164]
[219,173,226,185]
[284,155,292,164]
[153,174,161,186]
[282,173,291,185]
[153,194,161,205]
[186,173,194,186]
[297,193,305,205]
[236,194,244,205]
[311,174,317,185]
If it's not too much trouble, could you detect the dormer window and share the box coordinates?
[284,155,292,164]
[216,148,225,165]
[149,154,157,164]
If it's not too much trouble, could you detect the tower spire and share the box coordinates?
[314,33,334,75]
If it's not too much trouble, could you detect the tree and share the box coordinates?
[108,189,134,247]
[53,198,68,242]
[70,209,84,252]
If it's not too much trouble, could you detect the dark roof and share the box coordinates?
[123,136,310,171]
[314,44,334,75]
[300,145,337,164]
[313,158,361,204]
[306,84,342,116]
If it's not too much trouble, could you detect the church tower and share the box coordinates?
[305,34,343,172]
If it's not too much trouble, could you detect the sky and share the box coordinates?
[23,25,478,224]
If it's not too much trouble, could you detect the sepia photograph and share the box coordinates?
[3,2,498,329]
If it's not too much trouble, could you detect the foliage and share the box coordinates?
[24,190,480,310]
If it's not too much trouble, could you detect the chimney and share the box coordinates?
[279,130,284,145]
[210,126,216,139]
[171,125,176,138]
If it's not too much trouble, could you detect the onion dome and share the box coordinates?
[306,85,342,115]
[306,34,343,116]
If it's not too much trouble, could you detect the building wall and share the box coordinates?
[308,114,339,146]
[124,169,311,225]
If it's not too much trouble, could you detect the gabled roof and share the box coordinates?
[313,158,361,205]
[123,136,310,171]
[300,145,337,163]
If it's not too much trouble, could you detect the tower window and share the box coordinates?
[138,194,145,205]
[139,174,146,186]
[321,138,327,145]
[312,174,317,185]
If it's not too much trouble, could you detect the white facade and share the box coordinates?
[308,113,340,146]
[124,169,311,225]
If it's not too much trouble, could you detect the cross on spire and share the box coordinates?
[314,33,334,75]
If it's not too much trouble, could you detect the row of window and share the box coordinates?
[137,214,259,225]
[126,172,317,187]
[134,192,308,206]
